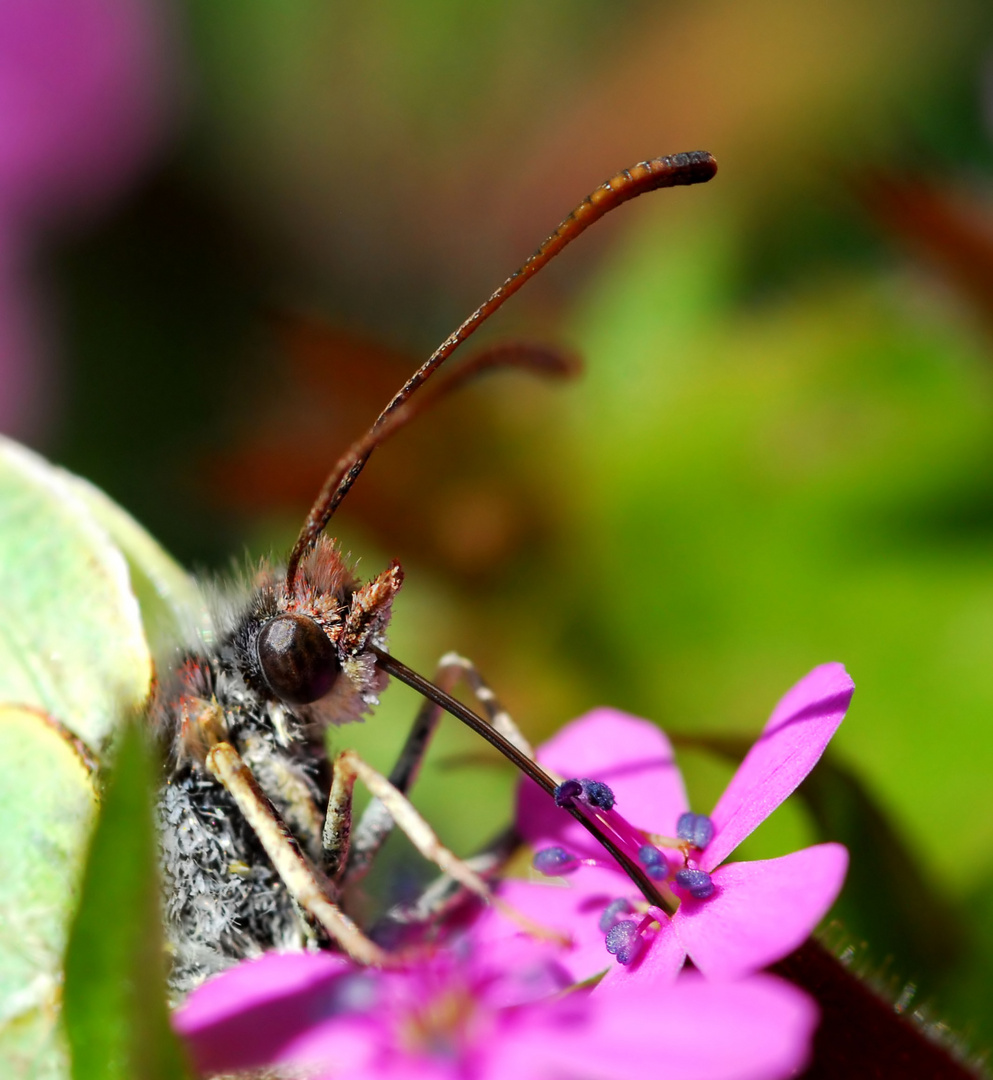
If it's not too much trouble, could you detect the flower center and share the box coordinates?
[397,987,478,1062]
[532,798,718,966]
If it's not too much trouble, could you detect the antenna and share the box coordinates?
[285,151,717,590]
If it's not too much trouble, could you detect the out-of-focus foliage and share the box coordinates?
[6,0,993,1059]
[569,207,993,889]
[64,721,191,1080]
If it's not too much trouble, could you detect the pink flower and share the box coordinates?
[486,663,853,986]
[0,0,176,223]
[174,948,818,1080]
[0,0,177,437]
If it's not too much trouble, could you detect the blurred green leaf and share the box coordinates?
[569,211,993,900]
[799,754,965,981]
[63,720,190,1080]
[935,868,993,1055]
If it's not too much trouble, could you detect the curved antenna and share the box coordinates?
[286,150,717,589]
[284,341,578,587]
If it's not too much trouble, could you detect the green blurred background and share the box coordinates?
[14,0,993,1052]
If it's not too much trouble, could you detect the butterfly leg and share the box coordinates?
[371,827,519,944]
[437,651,534,758]
[324,749,560,945]
[341,652,532,881]
[204,740,393,967]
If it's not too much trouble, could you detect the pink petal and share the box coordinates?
[480,995,594,1080]
[676,844,849,981]
[704,663,854,870]
[276,1016,381,1079]
[475,875,626,988]
[517,708,688,858]
[173,951,364,1076]
[501,973,817,1080]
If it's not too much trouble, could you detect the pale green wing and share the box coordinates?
[0,437,202,1079]
[0,707,97,1080]
[0,437,151,752]
[59,469,206,664]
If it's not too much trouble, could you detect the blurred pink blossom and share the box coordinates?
[0,0,177,436]
[0,0,174,220]
[174,947,817,1080]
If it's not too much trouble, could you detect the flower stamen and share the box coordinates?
[553,778,616,811]
[550,776,680,915]
[598,897,635,933]
[676,812,715,850]
[533,846,593,876]
[603,913,657,966]
[674,867,715,899]
[636,844,671,882]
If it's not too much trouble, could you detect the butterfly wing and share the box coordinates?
[0,436,198,1078]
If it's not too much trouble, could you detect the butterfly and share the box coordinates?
[0,151,715,1075]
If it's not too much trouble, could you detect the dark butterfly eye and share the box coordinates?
[254,613,340,705]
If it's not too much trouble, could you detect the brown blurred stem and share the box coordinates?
[773,939,982,1079]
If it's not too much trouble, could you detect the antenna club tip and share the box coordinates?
[289,145,716,551]
[654,150,718,184]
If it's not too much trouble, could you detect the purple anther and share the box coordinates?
[674,867,715,899]
[676,811,715,850]
[638,844,669,881]
[598,897,635,933]
[553,777,616,811]
[579,779,616,811]
[638,844,663,867]
[532,847,581,876]
[604,919,644,965]
[553,779,584,807]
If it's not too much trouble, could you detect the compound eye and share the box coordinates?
[255,613,339,705]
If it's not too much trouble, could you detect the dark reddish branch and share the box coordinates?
[773,940,981,1079]
[285,151,718,590]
